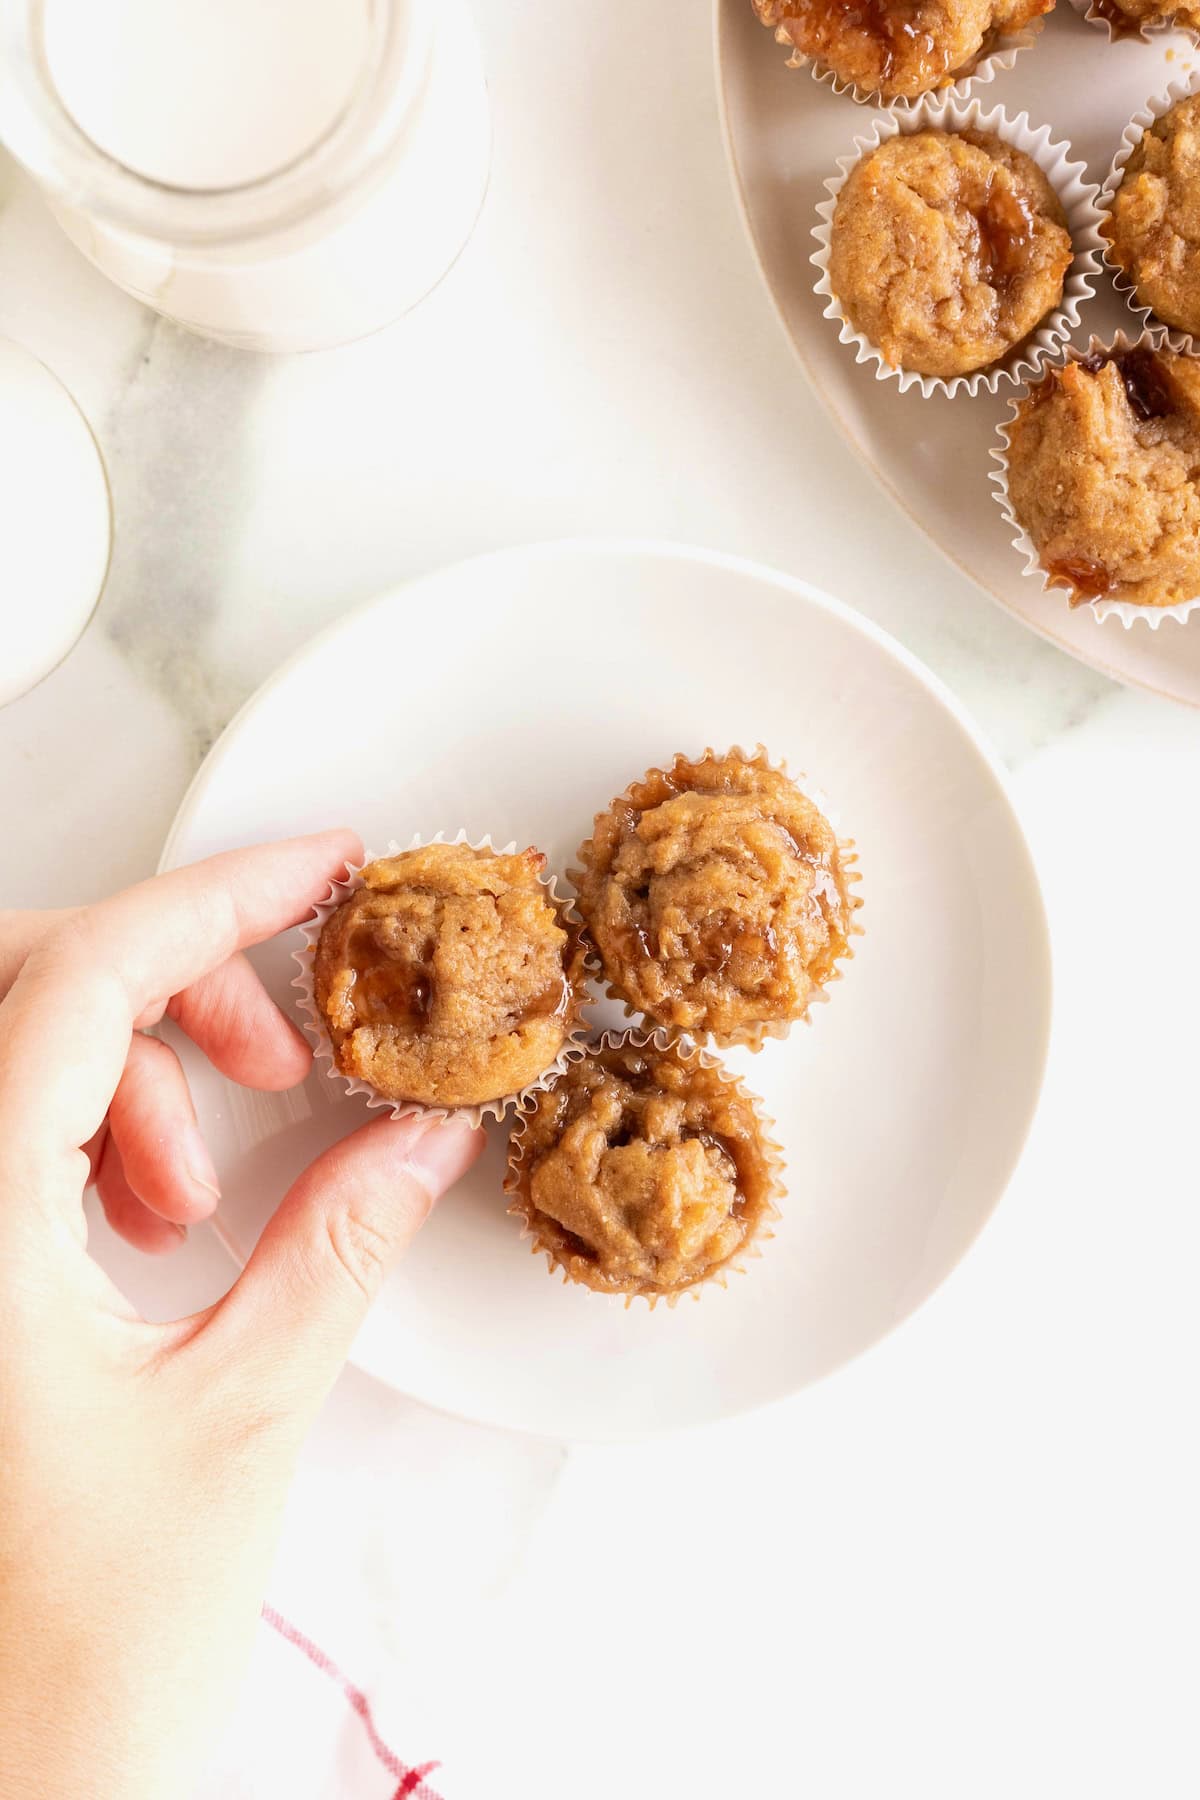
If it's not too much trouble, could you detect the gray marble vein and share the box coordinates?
[99,315,268,761]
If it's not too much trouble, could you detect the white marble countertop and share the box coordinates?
[3,4,1198,1796]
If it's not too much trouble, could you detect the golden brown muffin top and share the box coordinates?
[1005,347,1200,608]
[313,842,588,1109]
[1083,0,1200,32]
[752,0,1049,100]
[1105,97,1200,336]
[572,751,855,1048]
[507,1037,778,1299]
[829,130,1073,380]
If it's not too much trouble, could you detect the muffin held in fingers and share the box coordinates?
[1000,342,1200,613]
[828,128,1074,380]
[312,840,590,1111]
[751,0,1050,103]
[572,748,860,1049]
[505,1031,783,1303]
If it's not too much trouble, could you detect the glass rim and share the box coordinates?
[0,333,114,709]
[0,0,435,247]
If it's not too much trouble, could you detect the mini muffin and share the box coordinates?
[828,129,1074,379]
[1104,95,1200,339]
[1003,345,1200,608]
[505,1033,782,1302]
[752,0,1050,102]
[1079,0,1200,34]
[313,842,589,1109]
[572,749,858,1048]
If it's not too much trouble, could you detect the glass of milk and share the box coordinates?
[0,338,112,707]
[0,0,491,352]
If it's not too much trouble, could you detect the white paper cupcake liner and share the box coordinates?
[990,330,1200,627]
[1066,0,1200,44]
[759,6,1044,110]
[1099,76,1200,353]
[292,830,595,1128]
[811,96,1105,398]
[568,744,864,1052]
[503,1026,786,1310]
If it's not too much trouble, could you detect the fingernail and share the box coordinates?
[181,1125,221,1208]
[401,1118,483,1202]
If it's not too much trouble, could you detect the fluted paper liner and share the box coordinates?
[503,1027,787,1309]
[292,830,595,1128]
[990,330,1200,627]
[757,5,1044,110]
[1099,77,1200,353]
[568,744,863,1052]
[1066,0,1200,44]
[811,97,1105,398]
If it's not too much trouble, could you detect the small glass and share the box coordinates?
[0,337,112,707]
[0,0,491,353]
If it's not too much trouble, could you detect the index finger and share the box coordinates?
[0,829,361,1167]
[0,909,76,1002]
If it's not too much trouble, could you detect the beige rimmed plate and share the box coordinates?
[715,0,1200,704]
[156,541,1050,1441]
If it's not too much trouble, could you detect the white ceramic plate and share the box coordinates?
[159,540,1050,1441]
[715,0,1200,705]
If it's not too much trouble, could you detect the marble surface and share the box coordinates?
[2,3,1199,1796]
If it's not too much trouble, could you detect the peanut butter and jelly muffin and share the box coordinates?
[1104,96,1200,339]
[1078,0,1200,35]
[505,1034,782,1302]
[1003,345,1200,608]
[572,750,858,1048]
[828,130,1073,379]
[752,0,1049,102]
[313,843,589,1109]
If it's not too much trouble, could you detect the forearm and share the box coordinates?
[0,1627,148,1800]
[0,1507,277,1800]
[0,1572,264,1800]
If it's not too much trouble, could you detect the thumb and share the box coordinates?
[209,1113,484,1416]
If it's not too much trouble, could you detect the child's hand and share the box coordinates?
[0,833,483,1800]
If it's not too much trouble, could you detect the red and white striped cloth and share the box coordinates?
[194,1604,445,1800]
[190,1364,565,1799]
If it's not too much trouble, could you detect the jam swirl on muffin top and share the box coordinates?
[573,750,857,1047]
[314,842,588,1109]
[752,0,1050,100]
[506,1036,779,1299]
[828,130,1073,381]
[1005,345,1200,609]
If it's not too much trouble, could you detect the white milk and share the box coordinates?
[44,0,373,191]
[24,0,490,351]
[0,340,111,707]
